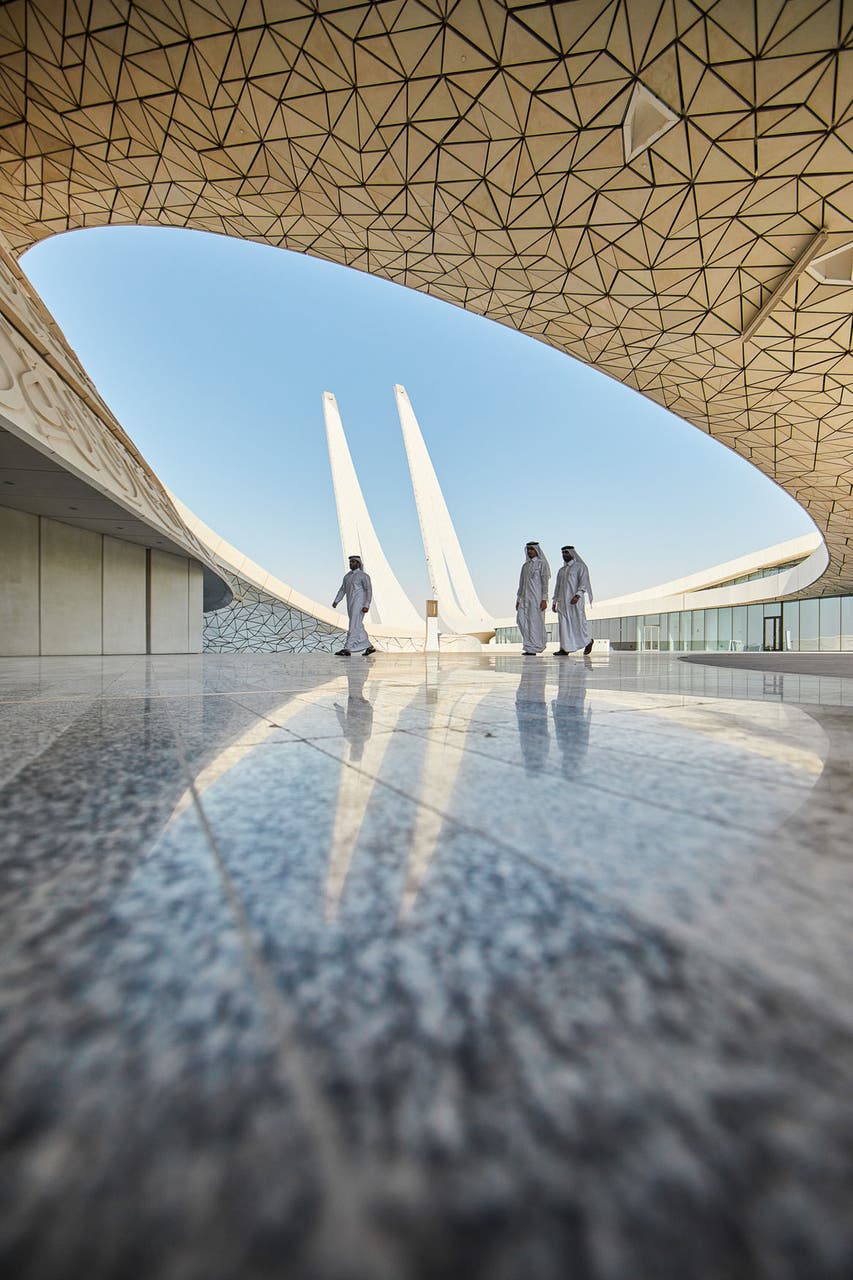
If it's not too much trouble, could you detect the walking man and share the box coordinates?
[552,545,594,655]
[332,555,376,656]
[516,541,550,655]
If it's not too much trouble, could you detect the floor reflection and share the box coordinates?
[551,658,593,776]
[2,653,853,1280]
[515,661,551,773]
[333,665,373,762]
[326,668,397,920]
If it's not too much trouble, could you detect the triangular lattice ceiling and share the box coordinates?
[0,1,851,591]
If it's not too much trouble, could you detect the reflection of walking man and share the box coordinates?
[332,555,376,657]
[515,661,550,774]
[551,657,592,776]
[552,545,594,655]
[333,666,373,762]
[516,541,550,655]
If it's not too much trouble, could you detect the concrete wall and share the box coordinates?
[0,507,203,656]
[146,548,203,654]
[0,506,39,656]
[188,560,203,652]
[40,520,103,656]
[103,537,147,655]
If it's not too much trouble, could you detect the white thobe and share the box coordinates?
[553,560,592,652]
[333,569,372,651]
[516,556,549,653]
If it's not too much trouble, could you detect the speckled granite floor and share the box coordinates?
[1,651,852,1280]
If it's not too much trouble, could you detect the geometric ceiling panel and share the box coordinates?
[0,1,851,593]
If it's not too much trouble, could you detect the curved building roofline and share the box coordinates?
[2,1,851,604]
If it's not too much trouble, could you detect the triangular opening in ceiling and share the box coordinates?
[808,242,853,286]
[623,81,679,164]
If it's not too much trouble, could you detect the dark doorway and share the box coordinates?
[763,615,782,651]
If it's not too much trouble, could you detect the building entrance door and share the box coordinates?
[643,624,660,652]
[763,616,782,651]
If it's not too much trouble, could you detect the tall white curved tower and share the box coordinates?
[323,391,423,630]
[394,385,494,640]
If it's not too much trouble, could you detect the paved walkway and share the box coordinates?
[682,651,853,677]
[2,651,852,1280]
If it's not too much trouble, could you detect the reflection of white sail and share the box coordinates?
[325,742,395,920]
[395,384,494,639]
[324,680,399,921]
[166,683,345,825]
[399,683,493,920]
[323,391,423,629]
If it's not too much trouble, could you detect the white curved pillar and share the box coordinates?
[395,385,494,639]
[322,391,423,630]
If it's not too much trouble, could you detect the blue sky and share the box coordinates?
[23,227,813,614]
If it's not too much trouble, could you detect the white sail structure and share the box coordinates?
[323,391,423,630]
[394,385,494,640]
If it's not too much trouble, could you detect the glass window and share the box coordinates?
[622,616,638,649]
[747,604,763,651]
[705,609,718,650]
[691,610,705,650]
[800,599,819,651]
[783,600,799,651]
[819,597,841,651]
[718,607,732,651]
[764,600,781,617]
[664,611,679,651]
[842,597,853,652]
[678,611,690,652]
[732,606,747,651]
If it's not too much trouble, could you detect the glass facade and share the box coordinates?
[705,557,806,589]
[783,600,799,651]
[819,598,841,651]
[496,593,853,653]
[800,599,819,652]
[843,598,853,652]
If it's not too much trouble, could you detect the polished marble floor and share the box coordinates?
[1,650,852,1280]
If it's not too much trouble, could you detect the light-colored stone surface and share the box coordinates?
[102,536,146,655]
[188,560,203,655]
[682,652,853,677]
[0,649,852,1279]
[39,517,101,656]
[0,505,39,656]
[149,549,189,655]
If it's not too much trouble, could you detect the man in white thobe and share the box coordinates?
[515,541,550,655]
[552,545,594,655]
[332,555,376,656]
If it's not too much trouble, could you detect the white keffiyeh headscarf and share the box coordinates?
[524,541,551,580]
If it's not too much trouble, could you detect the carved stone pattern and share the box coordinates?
[0,236,212,563]
[204,573,421,653]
